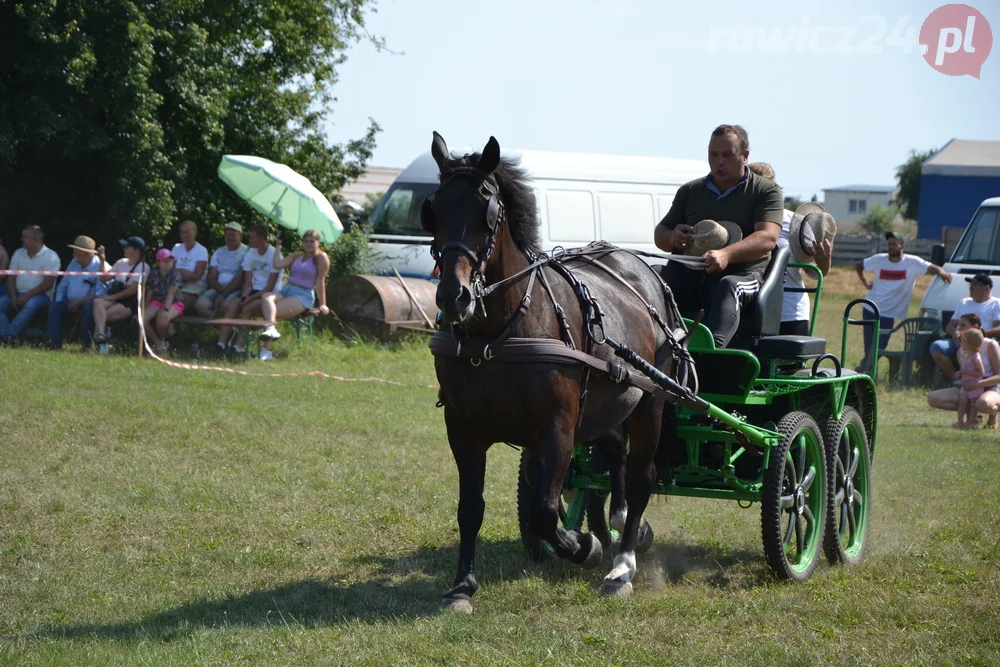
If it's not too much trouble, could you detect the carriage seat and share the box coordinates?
[730,244,827,359]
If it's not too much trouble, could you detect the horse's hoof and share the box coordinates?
[636,520,654,554]
[581,533,603,569]
[599,578,633,598]
[440,596,473,614]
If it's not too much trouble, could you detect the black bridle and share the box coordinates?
[422,167,507,298]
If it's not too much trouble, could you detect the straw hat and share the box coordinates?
[686,219,744,257]
[67,235,98,253]
[789,202,837,263]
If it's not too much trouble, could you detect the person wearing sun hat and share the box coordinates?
[654,124,784,348]
[45,235,107,349]
[854,230,953,373]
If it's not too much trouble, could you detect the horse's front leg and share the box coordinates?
[602,395,663,598]
[440,413,490,614]
[530,419,603,568]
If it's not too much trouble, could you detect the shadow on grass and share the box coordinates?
[36,539,546,642]
[37,534,776,642]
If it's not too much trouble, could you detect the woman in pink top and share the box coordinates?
[257,229,330,361]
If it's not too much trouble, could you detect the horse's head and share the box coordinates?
[423,132,505,324]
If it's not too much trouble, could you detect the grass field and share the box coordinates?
[2,269,999,665]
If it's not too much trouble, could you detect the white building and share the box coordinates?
[337,166,402,206]
[821,185,895,224]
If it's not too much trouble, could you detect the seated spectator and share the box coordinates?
[930,273,1000,379]
[0,225,61,344]
[195,222,248,329]
[0,237,9,288]
[92,237,150,349]
[47,235,106,349]
[222,224,283,356]
[144,248,185,354]
[257,229,331,361]
[927,313,1000,429]
[172,220,209,312]
[747,163,835,335]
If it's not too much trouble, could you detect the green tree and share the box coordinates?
[893,147,937,221]
[858,204,898,233]
[0,0,381,252]
[784,196,804,211]
[361,192,384,219]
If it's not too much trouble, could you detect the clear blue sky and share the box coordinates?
[327,0,999,200]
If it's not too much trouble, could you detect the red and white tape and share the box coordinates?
[1,268,405,386]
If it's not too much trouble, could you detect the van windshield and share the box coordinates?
[952,207,1000,264]
[369,183,437,237]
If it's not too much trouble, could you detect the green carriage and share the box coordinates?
[519,245,880,581]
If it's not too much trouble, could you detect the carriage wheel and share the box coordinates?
[517,450,586,562]
[823,407,872,566]
[761,411,827,582]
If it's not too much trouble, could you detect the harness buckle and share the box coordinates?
[470,357,482,367]
[482,344,494,361]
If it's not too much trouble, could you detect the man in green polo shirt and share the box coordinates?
[655,124,784,347]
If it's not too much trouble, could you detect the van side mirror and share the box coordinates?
[931,244,945,267]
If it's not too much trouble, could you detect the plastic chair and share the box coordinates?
[877,317,940,387]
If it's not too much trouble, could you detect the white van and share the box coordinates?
[920,196,1000,332]
[367,149,707,278]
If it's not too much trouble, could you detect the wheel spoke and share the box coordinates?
[847,499,857,540]
[835,489,845,505]
[839,503,848,535]
[795,435,806,479]
[848,447,859,477]
[794,514,804,556]
[783,510,796,544]
[802,505,815,529]
[785,451,799,486]
[853,489,863,507]
[781,494,795,509]
[801,467,816,492]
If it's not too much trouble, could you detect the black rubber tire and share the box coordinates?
[761,411,827,582]
[823,407,872,566]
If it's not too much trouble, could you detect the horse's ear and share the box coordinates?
[478,136,501,175]
[431,131,449,170]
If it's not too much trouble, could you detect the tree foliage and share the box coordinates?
[893,147,937,221]
[858,204,898,233]
[0,0,381,255]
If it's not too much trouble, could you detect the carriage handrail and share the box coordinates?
[785,262,824,336]
[842,298,881,379]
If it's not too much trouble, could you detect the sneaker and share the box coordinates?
[261,325,281,340]
[258,348,273,361]
[215,342,227,356]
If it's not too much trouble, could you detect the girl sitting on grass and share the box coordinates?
[955,328,986,429]
[144,248,184,354]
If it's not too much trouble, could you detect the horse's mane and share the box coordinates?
[442,153,541,256]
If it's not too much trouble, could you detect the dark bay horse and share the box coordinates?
[424,132,689,612]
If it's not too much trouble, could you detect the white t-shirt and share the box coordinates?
[952,296,1000,329]
[778,209,810,323]
[108,258,150,289]
[210,243,249,287]
[241,244,283,291]
[862,253,931,320]
[172,242,209,288]
[9,245,61,296]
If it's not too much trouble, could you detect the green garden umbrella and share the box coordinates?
[217,155,343,243]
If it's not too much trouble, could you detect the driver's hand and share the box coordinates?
[673,224,696,252]
[703,248,730,274]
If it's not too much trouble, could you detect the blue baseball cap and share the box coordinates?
[120,236,146,251]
